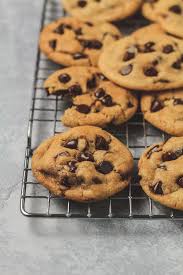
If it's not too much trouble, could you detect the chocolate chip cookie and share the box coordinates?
[39,17,121,66]
[141,89,183,136]
[99,24,183,91]
[139,137,183,210]
[32,126,133,202]
[142,0,183,38]
[62,0,142,23]
[44,66,138,127]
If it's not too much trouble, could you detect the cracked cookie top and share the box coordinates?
[39,17,121,66]
[62,0,142,23]
[32,126,133,202]
[142,0,183,38]
[99,24,183,91]
[138,137,183,210]
[141,89,183,136]
[44,66,138,128]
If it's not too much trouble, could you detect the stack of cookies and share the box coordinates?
[32,0,183,210]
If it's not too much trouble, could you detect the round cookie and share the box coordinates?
[39,17,121,67]
[32,126,133,202]
[138,137,183,210]
[44,66,138,128]
[142,0,183,38]
[62,0,143,23]
[99,24,183,91]
[141,89,183,136]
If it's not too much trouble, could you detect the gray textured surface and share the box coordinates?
[0,1,183,274]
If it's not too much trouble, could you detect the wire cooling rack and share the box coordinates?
[20,0,183,219]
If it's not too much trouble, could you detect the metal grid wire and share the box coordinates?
[20,0,183,219]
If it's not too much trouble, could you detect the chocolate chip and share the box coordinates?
[95,88,105,98]
[75,28,83,35]
[85,22,93,26]
[87,75,97,89]
[177,176,183,187]
[169,5,182,14]
[76,104,91,114]
[78,0,87,7]
[174,98,183,105]
[162,149,183,161]
[73,52,88,59]
[49,40,57,50]
[120,64,133,76]
[64,139,78,149]
[157,164,167,170]
[152,60,159,66]
[95,135,109,150]
[101,95,113,107]
[144,67,158,77]
[151,181,163,195]
[151,99,164,112]
[163,44,174,54]
[58,73,71,83]
[146,145,160,159]
[144,41,155,53]
[54,24,72,34]
[96,73,107,81]
[92,177,102,184]
[172,60,182,70]
[80,39,103,49]
[78,152,94,162]
[96,161,113,174]
[120,173,130,181]
[68,85,82,96]
[68,161,77,173]
[123,51,135,62]
[61,176,73,187]
[127,101,134,108]
[158,79,170,83]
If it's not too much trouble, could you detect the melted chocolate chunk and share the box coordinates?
[85,22,93,26]
[76,104,91,114]
[169,5,182,14]
[78,152,94,162]
[78,0,87,7]
[101,95,113,106]
[96,73,107,81]
[157,164,167,170]
[177,176,183,187]
[163,44,174,54]
[61,176,74,187]
[58,73,71,83]
[144,67,158,77]
[95,88,105,98]
[144,42,155,53]
[92,177,102,184]
[68,85,82,96]
[95,135,109,150]
[127,101,134,108]
[49,40,57,50]
[162,149,183,161]
[151,99,164,112]
[54,24,72,34]
[158,79,170,83]
[151,181,163,195]
[172,60,182,70]
[75,28,83,35]
[120,64,133,76]
[80,39,103,49]
[123,51,135,62]
[87,75,97,89]
[96,161,113,174]
[73,52,88,60]
[68,161,77,173]
[146,145,160,159]
[174,98,183,105]
[64,139,78,149]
